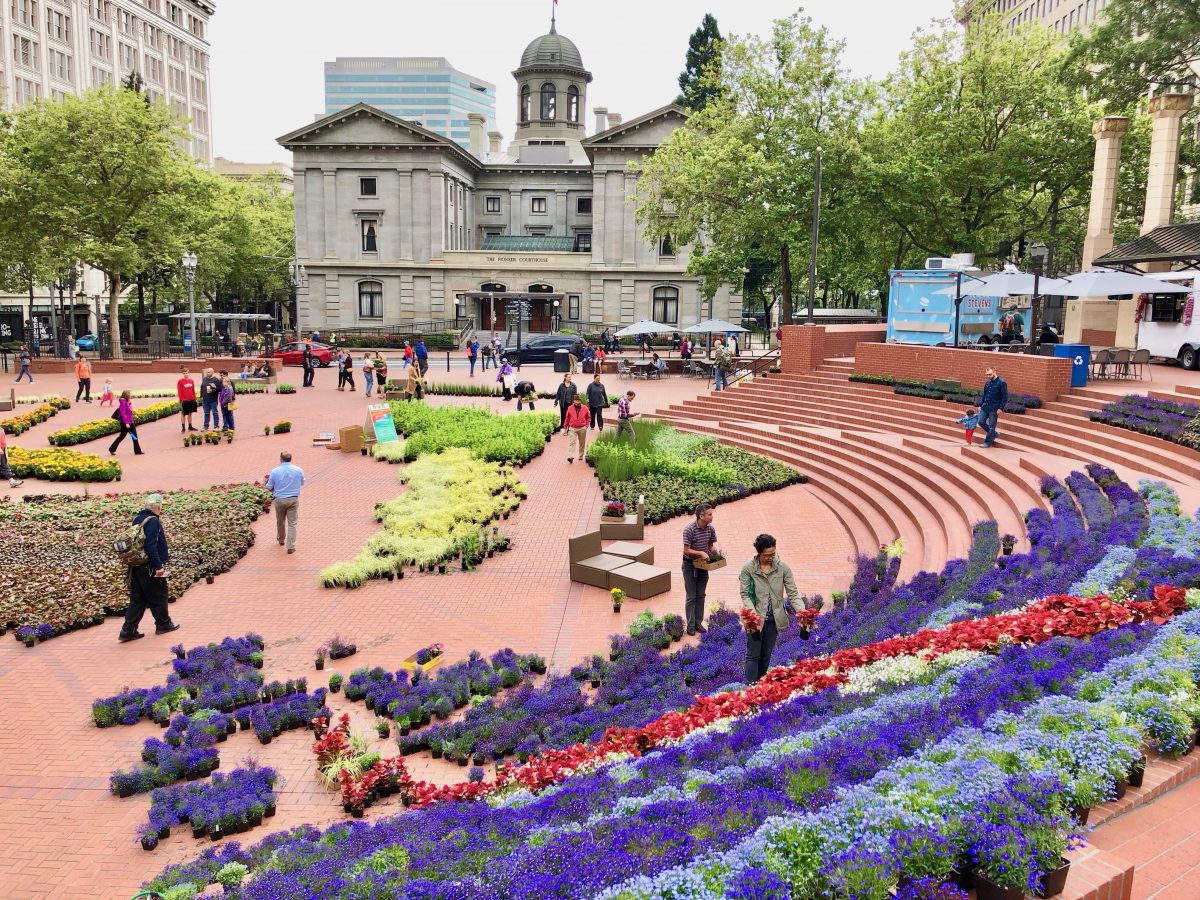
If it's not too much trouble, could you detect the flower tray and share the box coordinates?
[599,515,627,524]
[400,653,443,675]
[694,557,726,571]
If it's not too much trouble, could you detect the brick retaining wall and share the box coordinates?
[779,325,887,373]
[854,343,1073,402]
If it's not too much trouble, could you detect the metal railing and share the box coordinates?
[728,345,782,388]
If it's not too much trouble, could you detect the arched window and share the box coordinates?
[567,85,579,123]
[358,281,383,319]
[540,82,556,120]
[520,85,531,123]
[652,286,679,325]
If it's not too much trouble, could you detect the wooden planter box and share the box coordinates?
[600,515,626,524]
[694,557,727,571]
[399,652,444,675]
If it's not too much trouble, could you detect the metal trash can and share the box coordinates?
[553,348,571,373]
[1053,343,1090,388]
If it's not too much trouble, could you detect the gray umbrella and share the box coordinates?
[683,318,748,333]
[615,319,675,337]
[1055,268,1191,297]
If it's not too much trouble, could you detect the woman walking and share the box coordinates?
[738,534,801,684]
[361,353,375,396]
[108,390,144,456]
[339,349,356,392]
[218,375,236,432]
[554,373,577,431]
[14,344,33,383]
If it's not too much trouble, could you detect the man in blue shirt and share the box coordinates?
[119,494,180,643]
[266,451,306,553]
[978,366,1009,448]
[415,339,429,376]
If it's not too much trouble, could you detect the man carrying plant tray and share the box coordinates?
[682,503,721,635]
[117,493,180,643]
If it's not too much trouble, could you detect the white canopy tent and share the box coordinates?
[1054,268,1191,297]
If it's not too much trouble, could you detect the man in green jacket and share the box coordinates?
[738,533,800,683]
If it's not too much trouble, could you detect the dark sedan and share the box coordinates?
[501,335,583,365]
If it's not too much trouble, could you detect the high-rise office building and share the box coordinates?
[0,0,215,162]
[324,57,496,149]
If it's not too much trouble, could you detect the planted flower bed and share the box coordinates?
[144,764,277,848]
[850,372,1041,414]
[587,420,804,524]
[388,402,557,464]
[1088,393,1200,446]
[144,468,1200,899]
[2,396,69,434]
[1,487,269,641]
[6,445,121,481]
[319,448,522,587]
[47,400,181,446]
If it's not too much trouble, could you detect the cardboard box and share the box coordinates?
[339,425,364,453]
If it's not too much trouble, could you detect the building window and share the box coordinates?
[89,0,109,20]
[531,197,547,214]
[13,35,39,69]
[520,85,530,123]
[361,220,378,253]
[653,286,679,325]
[568,294,581,320]
[146,54,162,83]
[46,8,71,42]
[14,76,40,105]
[191,74,206,101]
[567,85,579,123]
[191,107,208,133]
[358,281,383,318]
[90,28,111,59]
[118,42,134,70]
[49,48,71,80]
[528,227,549,237]
[1191,175,1200,206]
[359,176,377,197]
[117,9,135,34]
[540,82,556,120]
[91,65,112,86]
[13,0,37,28]
[575,232,592,253]
[659,235,676,257]
[576,196,592,215]
[485,196,501,213]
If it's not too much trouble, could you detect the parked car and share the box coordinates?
[74,333,98,350]
[271,340,335,367]
[501,335,583,365]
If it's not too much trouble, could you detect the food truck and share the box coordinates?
[1133,272,1200,368]
[885,268,1028,347]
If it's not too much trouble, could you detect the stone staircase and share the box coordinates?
[651,359,1200,577]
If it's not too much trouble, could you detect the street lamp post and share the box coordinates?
[807,146,823,324]
[1029,242,1048,349]
[181,252,198,360]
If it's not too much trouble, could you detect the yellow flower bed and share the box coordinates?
[48,400,181,446]
[2,397,70,435]
[7,446,122,481]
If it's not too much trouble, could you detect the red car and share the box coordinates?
[271,341,335,367]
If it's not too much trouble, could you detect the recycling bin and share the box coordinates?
[553,348,571,373]
[1053,343,1090,388]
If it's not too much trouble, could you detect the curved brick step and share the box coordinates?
[656,413,944,574]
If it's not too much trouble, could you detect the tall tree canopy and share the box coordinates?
[677,13,724,112]
[641,12,869,324]
[0,84,217,356]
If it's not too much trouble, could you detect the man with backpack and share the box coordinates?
[713,338,734,392]
[117,493,179,643]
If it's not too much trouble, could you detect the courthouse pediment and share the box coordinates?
[278,104,478,166]
[583,104,689,153]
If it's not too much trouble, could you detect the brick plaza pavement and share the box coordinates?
[0,360,855,897]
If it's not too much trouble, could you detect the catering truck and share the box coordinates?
[886,268,1027,347]
[1133,271,1200,368]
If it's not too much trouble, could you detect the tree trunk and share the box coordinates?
[108,274,124,359]
[136,275,146,342]
[779,243,793,325]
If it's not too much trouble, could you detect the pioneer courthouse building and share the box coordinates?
[279,20,738,336]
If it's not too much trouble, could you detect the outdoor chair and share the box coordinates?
[1129,348,1151,381]
[599,494,645,540]
[569,530,635,589]
[603,541,654,564]
[1111,348,1132,379]
[608,561,672,600]
[1091,348,1114,379]
[0,387,14,413]
[616,360,633,380]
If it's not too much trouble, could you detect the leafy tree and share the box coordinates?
[640,13,869,325]
[1068,0,1200,111]
[860,17,1096,268]
[676,13,724,112]
[0,85,216,356]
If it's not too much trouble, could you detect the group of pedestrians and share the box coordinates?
[557,371,639,463]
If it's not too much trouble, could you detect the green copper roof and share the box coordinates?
[519,32,585,70]
[481,235,578,252]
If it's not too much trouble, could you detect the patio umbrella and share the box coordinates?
[615,319,675,337]
[933,269,1071,297]
[682,319,748,333]
[1054,268,1191,297]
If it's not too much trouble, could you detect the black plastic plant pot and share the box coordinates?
[140,835,158,852]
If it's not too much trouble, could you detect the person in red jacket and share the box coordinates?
[0,427,23,488]
[176,366,198,433]
[564,394,591,464]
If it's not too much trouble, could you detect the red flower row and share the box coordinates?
[317,587,1187,811]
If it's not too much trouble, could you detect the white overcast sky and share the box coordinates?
[209,0,954,164]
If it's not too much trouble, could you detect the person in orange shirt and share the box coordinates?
[74,354,93,403]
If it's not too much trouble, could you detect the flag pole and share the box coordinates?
[551,0,557,33]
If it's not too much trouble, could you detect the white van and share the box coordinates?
[1135,271,1200,367]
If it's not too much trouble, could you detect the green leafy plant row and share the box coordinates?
[388,402,557,465]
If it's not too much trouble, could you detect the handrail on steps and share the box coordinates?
[727,346,781,388]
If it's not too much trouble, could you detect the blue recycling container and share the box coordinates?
[1053,343,1090,388]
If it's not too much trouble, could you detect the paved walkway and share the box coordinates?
[0,363,853,898]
